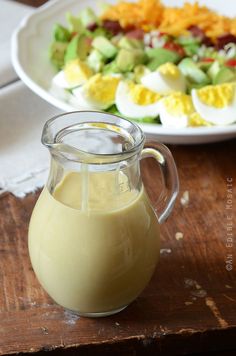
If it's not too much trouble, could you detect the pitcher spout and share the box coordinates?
[41,111,145,164]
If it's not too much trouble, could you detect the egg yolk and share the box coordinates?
[163,92,194,115]
[84,74,120,105]
[64,59,93,85]
[158,62,180,79]
[189,112,212,127]
[196,83,235,108]
[128,83,161,105]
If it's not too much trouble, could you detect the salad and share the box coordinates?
[49,0,236,128]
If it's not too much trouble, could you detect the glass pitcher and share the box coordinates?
[28,111,179,317]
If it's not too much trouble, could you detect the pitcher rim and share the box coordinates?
[41,111,146,163]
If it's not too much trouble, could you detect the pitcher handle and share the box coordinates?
[141,141,179,224]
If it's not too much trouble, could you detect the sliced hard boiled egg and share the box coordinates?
[188,112,212,127]
[52,59,93,89]
[72,73,120,110]
[115,81,161,119]
[192,83,236,125]
[159,92,195,128]
[141,62,186,95]
[52,70,72,89]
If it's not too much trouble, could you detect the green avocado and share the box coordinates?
[53,24,71,42]
[92,36,117,59]
[198,61,213,72]
[66,12,84,33]
[118,36,144,50]
[87,49,105,72]
[79,7,98,27]
[102,61,120,75]
[179,58,210,85]
[207,61,221,81]
[64,34,91,63]
[146,48,180,70]
[183,43,200,56]
[213,66,236,84]
[49,41,68,69]
[116,48,147,72]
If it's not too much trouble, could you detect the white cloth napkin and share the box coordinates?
[0,0,32,88]
[0,81,61,197]
[0,0,62,197]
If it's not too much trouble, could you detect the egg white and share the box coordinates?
[141,70,186,95]
[52,70,77,89]
[158,99,189,128]
[192,89,236,125]
[115,81,160,119]
[72,86,106,110]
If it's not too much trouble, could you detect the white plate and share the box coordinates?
[11,0,236,144]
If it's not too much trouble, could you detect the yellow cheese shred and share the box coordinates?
[101,0,235,40]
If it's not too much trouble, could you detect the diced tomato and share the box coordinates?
[201,58,214,63]
[159,32,168,37]
[225,59,236,67]
[163,42,185,57]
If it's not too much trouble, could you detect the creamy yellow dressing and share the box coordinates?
[28,171,160,314]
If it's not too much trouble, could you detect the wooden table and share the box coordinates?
[1,1,236,355]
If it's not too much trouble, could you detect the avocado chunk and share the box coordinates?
[66,12,84,33]
[214,66,236,84]
[87,49,105,72]
[118,36,144,50]
[79,7,98,27]
[146,48,180,70]
[64,34,91,63]
[198,61,213,71]
[186,81,207,92]
[134,65,150,83]
[92,36,117,59]
[183,43,200,56]
[102,61,120,75]
[116,48,147,72]
[50,41,68,69]
[176,36,200,46]
[207,61,221,81]
[179,58,210,85]
[53,24,71,42]
[90,27,107,38]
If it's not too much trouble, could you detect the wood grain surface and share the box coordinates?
[0,139,236,355]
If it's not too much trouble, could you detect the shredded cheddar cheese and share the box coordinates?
[101,0,235,40]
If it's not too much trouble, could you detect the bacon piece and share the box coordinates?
[102,20,123,35]
[87,23,98,32]
[188,25,213,47]
[216,34,236,49]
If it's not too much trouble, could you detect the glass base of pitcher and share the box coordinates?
[66,305,128,318]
